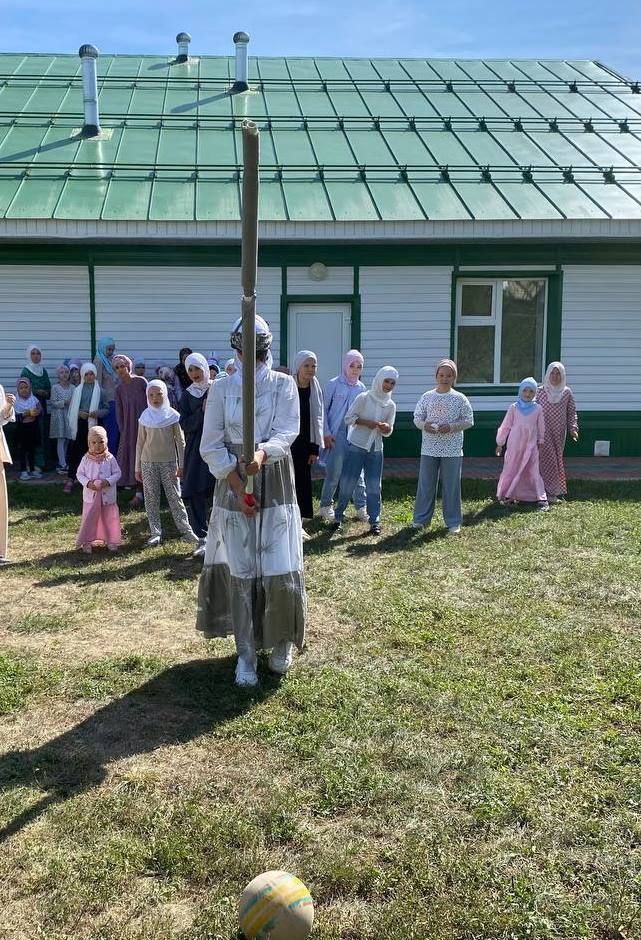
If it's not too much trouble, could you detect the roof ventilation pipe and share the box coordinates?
[232,31,250,92]
[176,32,191,63]
[79,44,100,137]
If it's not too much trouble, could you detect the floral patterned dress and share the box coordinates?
[536,386,578,498]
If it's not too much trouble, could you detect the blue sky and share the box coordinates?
[2,0,640,77]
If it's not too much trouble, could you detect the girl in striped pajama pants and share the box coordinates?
[135,380,199,550]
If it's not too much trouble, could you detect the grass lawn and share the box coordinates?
[0,479,640,940]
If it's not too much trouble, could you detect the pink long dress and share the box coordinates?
[536,386,578,498]
[496,403,547,503]
[76,453,122,548]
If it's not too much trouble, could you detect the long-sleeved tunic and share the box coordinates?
[196,370,306,651]
[536,386,578,498]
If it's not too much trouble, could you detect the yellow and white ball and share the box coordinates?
[239,870,314,940]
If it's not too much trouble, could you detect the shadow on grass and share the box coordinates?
[304,497,516,557]
[11,545,202,586]
[0,657,279,845]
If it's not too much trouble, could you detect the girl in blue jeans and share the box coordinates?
[411,358,474,534]
[332,366,398,536]
[319,350,368,522]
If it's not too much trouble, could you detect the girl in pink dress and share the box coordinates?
[76,426,122,553]
[496,377,548,511]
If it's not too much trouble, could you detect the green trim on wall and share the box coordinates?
[545,265,563,366]
[88,261,96,357]
[279,266,287,366]
[2,240,641,268]
[449,265,458,360]
[352,267,361,350]
[280,293,358,365]
[385,410,641,458]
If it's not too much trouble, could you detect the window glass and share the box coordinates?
[457,325,495,383]
[500,280,545,383]
[461,283,493,317]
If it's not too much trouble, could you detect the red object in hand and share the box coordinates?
[244,493,257,508]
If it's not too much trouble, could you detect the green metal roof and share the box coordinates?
[1,53,641,222]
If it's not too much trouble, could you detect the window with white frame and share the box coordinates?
[455,278,547,385]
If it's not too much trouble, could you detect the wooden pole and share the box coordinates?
[240,120,259,501]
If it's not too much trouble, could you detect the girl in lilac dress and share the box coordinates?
[496,377,548,511]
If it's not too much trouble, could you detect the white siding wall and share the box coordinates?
[94,266,281,369]
[287,266,353,295]
[359,266,452,411]
[562,266,641,409]
[0,266,91,390]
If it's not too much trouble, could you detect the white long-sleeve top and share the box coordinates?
[200,370,300,480]
[413,388,474,457]
[76,454,121,504]
[344,391,396,452]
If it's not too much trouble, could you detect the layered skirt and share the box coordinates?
[196,444,306,651]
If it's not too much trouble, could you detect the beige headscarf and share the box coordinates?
[543,361,567,404]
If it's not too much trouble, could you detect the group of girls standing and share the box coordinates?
[72,350,216,556]
[289,349,400,537]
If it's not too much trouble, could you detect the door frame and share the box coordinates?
[278,267,361,366]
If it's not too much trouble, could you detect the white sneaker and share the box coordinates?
[146,535,161,547]
[354,506,369,522]
[410,521,424,530]
[31,468,42,479]
[447,526,461,535]
[192,544,206,558]
[269,641,294,675]
[319,505,335,523]
[235,655,258,687]
[19,471,31,481]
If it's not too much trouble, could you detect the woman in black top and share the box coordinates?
[174,347,193,392]
[291,351,324,530]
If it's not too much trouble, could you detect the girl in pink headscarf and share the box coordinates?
[319,350,367,522]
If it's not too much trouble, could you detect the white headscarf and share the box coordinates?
[68,363,101,440]
[293,350,324,447]
[369,366,399,405]
[25,344,44,378]
[184,353,212,399]
[139,379,181,428]
[543,361,567,404]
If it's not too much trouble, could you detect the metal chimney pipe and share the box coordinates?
[176,32,191,63]
[78,44,100,137]
[232,31,250,92]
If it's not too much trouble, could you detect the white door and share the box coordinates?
[287,303,351,388]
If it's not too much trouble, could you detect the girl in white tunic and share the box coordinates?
[196,316,306,688]
[412,358,474,534]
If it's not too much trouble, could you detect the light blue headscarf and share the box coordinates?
[96,336,116,377]
[516,377,538,415]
